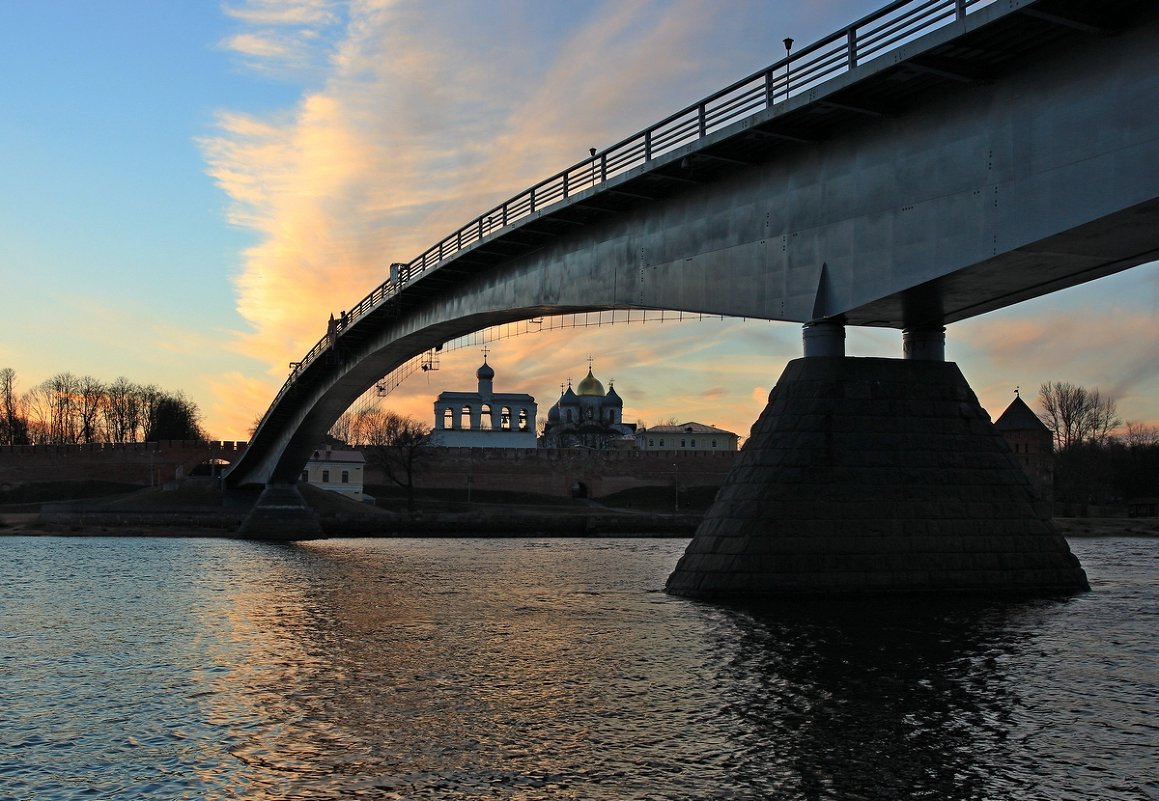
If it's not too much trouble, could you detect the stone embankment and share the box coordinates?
[3,477,1154,540]
[1,483,702,539]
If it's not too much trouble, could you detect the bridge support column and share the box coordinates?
[665,356,1088,599]
[802,320,845,357]
[902,326,946,361]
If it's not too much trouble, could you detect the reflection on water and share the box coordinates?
[707,600,1051,799]
[1,536,1155,800]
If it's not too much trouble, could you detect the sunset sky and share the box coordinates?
[2,0,1156,443]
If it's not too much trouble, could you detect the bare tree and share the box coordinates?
[76,375,106,443]
[328,409,356,445]
[339,406,387,447]
[1037,381,1121,451]
[21,383,52,444]
[0,368,28,445]
[103,377,140,443]
[1121,421,1159,448]
[246,414,268,440]
[43,372,81,444]
[362,411,432,511]
[1085,389,1121,446]
[137,384,163,441]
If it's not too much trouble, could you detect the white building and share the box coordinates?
[636,422,739,452]
[432,357,538,448]
[301,447,366,500]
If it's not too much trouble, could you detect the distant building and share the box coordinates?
[636,422,739,452]
[432,357,538,448]
[1127,498,1159,517]
[993,390,1053,501]
[301,446,366,501]
[541,364,636,449]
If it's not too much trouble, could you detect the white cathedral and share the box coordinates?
[431,355,538,448]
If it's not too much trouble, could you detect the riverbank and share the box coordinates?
[1052,516,1159,538]
[0,512,703,538]
[2,481,1156,538]
[5,511,1156,540]
[0,481,704,538]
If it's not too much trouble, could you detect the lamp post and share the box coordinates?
[673,462,679,511]
[783,37,794,102]
[589,147,597,187]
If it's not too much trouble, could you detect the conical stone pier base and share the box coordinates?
[666,357,1088,598]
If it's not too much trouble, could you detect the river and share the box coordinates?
[1,535,1155,800]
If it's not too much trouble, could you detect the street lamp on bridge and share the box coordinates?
[784,37,794,101]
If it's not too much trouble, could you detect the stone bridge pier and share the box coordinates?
[665,323,1089,599]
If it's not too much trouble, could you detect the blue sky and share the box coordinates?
[2,0,1156,442]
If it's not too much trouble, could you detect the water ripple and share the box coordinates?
[1,536,1155,800]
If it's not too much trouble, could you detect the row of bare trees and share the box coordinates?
[0,367,205,446]
[1036,381,1122,451]
[1036,381,1159,504]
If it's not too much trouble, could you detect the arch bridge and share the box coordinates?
[227,0,1156,596]
[229,0,1158,488]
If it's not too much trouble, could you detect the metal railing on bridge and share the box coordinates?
[269,0,992,413]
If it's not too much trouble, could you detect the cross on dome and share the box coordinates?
[475,347,495,381]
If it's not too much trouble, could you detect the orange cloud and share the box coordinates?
[203,371,284,441]
[200,1,768,384]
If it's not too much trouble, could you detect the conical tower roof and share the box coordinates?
[994,393,1048,432]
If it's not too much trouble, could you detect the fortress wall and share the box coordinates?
[0,440,731,499]
[372,447,738,499]
[0,441,248,488]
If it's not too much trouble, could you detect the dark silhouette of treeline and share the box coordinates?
[1036,381,1159,505]
[1054,437,1159,506]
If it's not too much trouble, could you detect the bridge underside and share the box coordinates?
[846,197,1159,328]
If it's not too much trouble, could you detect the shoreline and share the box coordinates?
[0,507,705,539]
[2,512,1156,539]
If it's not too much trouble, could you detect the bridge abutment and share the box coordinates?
[236,483,325,541]
[665,356,1088,599]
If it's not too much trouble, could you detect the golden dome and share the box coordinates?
[575,369,605,397]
